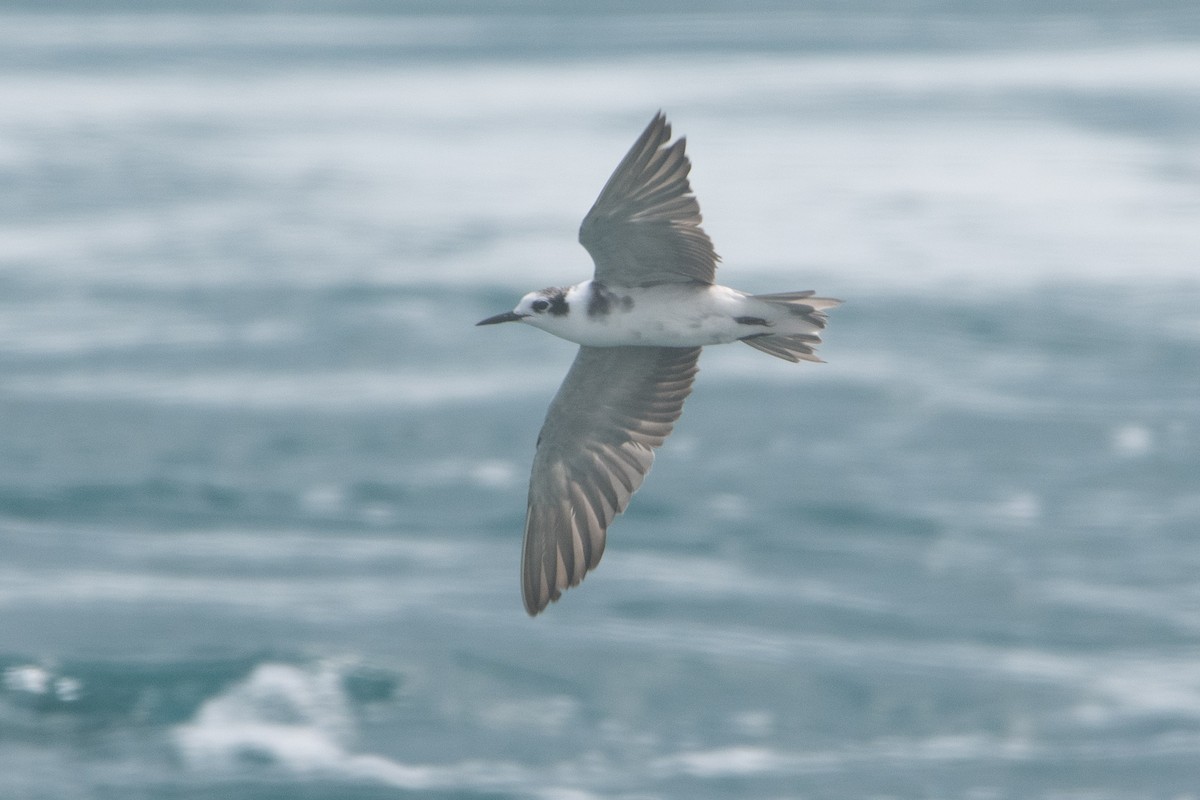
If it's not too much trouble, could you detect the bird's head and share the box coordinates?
[477,287,570,330]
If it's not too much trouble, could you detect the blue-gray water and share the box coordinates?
[3,3,1200,798]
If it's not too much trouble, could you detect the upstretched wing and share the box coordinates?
[522,345,701,615]
[578,112,719,286]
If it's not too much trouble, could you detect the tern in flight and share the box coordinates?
[478,112,839,615]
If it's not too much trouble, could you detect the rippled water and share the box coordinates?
[3,3,1200,798]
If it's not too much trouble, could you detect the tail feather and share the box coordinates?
[751,290,842,312]
[741,333,824,363]
[740,291,841,363]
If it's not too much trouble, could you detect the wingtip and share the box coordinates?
[522,588,544,616]
[648,110,671,142]
[522,586,557,617]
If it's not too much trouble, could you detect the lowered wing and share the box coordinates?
[521,345,700,614]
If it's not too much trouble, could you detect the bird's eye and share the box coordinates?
[531,300,549,312]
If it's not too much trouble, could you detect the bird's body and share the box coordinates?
[516,280,833,349]
[478,112,839,615]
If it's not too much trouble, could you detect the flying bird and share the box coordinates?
[478,112,839,615]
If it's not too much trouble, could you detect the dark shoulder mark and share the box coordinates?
[587,283,612,318]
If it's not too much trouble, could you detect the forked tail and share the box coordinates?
[740,290,841,363]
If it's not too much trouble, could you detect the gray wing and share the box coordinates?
[522,345,700,615]
[578,112,719,286]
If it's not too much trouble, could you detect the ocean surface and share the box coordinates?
[3,2,1200,798]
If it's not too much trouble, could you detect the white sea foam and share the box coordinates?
[173,662,543,791]
[394,457,524,490]
[1,12,485,51]
[1112,423,1155,458]
[0,368,555,409]
[653,732,1036,779]
[174,662,453,789]
[175,663,354,772]
[0,544,501,619]
[0,299,297,356]
[2,664,51,695]
[653,745,793,777]
[2,664,82,703]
